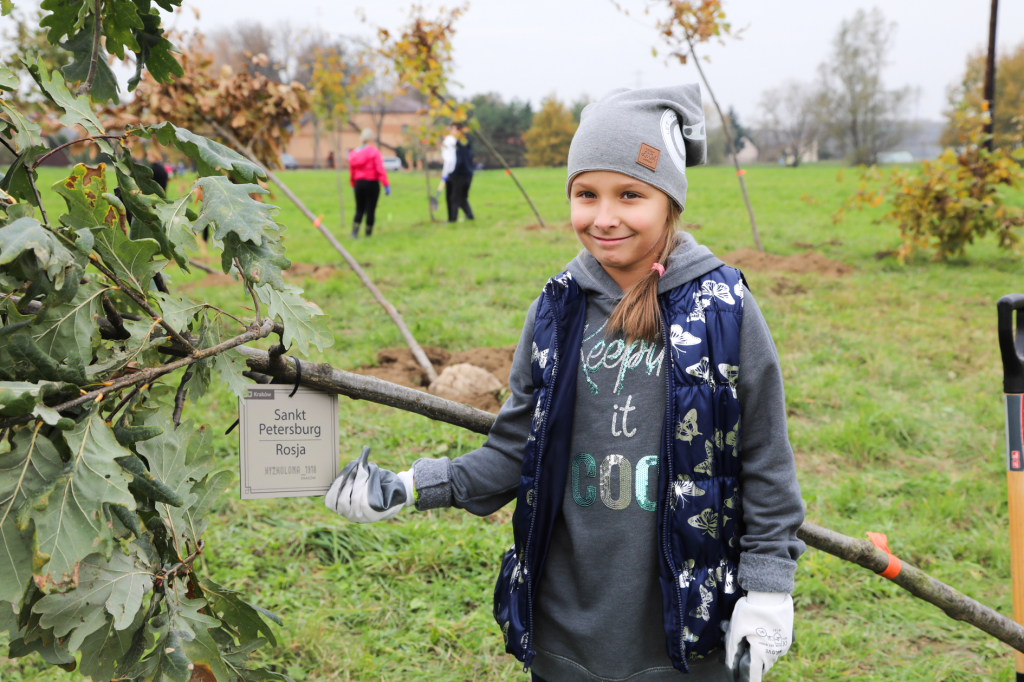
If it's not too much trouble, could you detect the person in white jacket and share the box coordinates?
[440,123,475,222]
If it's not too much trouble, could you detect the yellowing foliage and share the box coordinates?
[522,97,577,167]
[942,42,1024,151]
[309,45,371,133]
[838,105,1024,261]
[377,5,469,147]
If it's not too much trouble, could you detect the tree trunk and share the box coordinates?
[312,114,321,170]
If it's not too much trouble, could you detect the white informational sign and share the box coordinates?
[238,386,339,499]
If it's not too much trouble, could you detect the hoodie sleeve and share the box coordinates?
[348,149,356,187]
[411,298,538,516]
[735,290,806,594]
[440,136,457,177]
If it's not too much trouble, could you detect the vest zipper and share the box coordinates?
[522,289,562,671]
[660,305,689,674]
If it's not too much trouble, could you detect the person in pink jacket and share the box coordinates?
[348,128,391,238]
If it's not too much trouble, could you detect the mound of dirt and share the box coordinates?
[720,249,854,277]
[352,345,516,413]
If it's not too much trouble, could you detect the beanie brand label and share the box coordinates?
[636,143,660,171]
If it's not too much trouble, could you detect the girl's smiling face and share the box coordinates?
[570,171,673,292]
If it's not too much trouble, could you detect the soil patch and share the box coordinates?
[285,262,337,283]
[352,345,517,413]
[720,248,854,277]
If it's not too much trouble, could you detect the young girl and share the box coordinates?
[326,85,805,682]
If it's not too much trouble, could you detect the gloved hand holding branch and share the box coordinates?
[325,446,414,523]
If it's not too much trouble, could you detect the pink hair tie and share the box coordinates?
[651,262,665,277]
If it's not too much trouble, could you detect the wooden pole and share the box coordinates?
[998,294,1024,679]
[983,0,999,152]
[472,128,546,229]
[240,344,1024,656]
[205,118,439,384]
[686,37,763,252]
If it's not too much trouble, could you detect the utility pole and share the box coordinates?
[983,0,999,152]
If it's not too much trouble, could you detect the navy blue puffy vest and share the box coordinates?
[492,265,745,674]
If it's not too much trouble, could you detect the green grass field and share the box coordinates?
[3,162,1024,681]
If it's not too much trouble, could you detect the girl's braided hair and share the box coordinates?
[606,201,683,342]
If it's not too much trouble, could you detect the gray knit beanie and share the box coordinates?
[566,84,707,211]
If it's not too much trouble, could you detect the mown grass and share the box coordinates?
[3,161,1024,681]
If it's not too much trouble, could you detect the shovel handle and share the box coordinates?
[998,294,1024,394]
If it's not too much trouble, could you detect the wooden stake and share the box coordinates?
[998,294,1024,678]
[206,118,439,384]
[983,0,999,152]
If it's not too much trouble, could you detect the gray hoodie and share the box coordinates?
[413,233,805,681]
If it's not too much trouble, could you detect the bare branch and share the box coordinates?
[798,521,1024,654]
[239,345,1024,655]
[77,0,104,98]
[238,346,496,435]
[29,135,125,171]
[188,259,217,274]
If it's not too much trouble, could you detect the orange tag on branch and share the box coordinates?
[866,532,902,579]
[312,214,323,228]
[736,169,747,176]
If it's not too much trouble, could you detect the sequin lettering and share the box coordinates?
[611,394,638,437]
[572,452,597,507]
[635,455,658,511]
[599,454,632,510]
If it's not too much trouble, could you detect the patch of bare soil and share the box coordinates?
[720,248,854,277]
[352,345,517,414]
[285,263,337,283]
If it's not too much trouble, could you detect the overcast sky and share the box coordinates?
[10,0,1024,123]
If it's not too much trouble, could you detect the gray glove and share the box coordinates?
[325,446,415,523]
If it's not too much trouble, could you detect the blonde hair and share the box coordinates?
[359,128,375,144]
[607,201,683,342]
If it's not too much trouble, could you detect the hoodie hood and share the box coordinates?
[565,231,722,300]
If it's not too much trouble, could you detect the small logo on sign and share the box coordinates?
[248,388,275,400]
[1013,450,1021,470]
[636,143,660,171]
